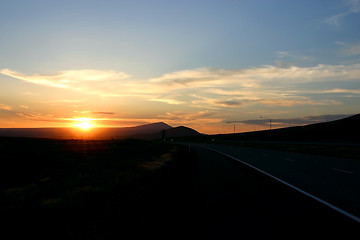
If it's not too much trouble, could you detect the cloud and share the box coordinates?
[249,64,360,81]
[347,0,360,12]
[72,111,116,116]
[323,0,360,27]
[16,113,37,118]
[240,114,354,128]
[0,69,130,88]
[2,63,359,114]
[150,64,360,89]
[149,98,186,105]
[3,63,360,99]
[0,104,12,111]
[18,105,29,109]
[205,89,250,96]
[15,113,68,124]
[258,99,341,107]
[276,51,314,62]
[92,112,115,115]
[214,97,340,107]
[335,41,346,46]
[158,110,223,124]
[150,68,238,86]
[215,100,245,107]
[323,12,348,27]
[145,63,360,110]
[339,42,360,56]
[301,113,354,122]
[320,88,360,94]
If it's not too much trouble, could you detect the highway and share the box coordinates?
[186,143,359,239]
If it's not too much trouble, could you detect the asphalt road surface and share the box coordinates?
[187,143,359,239]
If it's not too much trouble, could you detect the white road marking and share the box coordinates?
[199,146,360,224]
[332,168,353,174]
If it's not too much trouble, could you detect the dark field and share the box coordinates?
[2,137,358,239]
[219,141,360,160]
[0,138,196,239]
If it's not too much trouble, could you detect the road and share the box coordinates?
[186,143,359,239]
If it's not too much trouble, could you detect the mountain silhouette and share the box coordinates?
[99,122,172,139]
[163,126,201,138]
[0,122,202,140]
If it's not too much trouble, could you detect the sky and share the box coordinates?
[1,0,360,134]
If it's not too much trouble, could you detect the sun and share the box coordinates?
[77,121,93,130]
[74,118,94,130]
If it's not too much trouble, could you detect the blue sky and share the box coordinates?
[1,0,360,133]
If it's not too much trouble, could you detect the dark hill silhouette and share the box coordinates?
[0,128,74,139]
[0,122,173,140]
[99,122,172,139]
[0,122,201,140]
[163,126,201,138]
[287,113,360,142]
[211,113,360,143]
[123,126,201,140]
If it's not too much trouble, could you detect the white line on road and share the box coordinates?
[332,168,353,174]
[199,146,360,224]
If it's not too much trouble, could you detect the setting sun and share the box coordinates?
[74,118,94,130]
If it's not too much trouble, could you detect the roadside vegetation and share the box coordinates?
[0,137,196,239]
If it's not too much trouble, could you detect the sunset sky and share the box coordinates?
[1,0,360,134]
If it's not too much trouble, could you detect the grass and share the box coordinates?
[0,137,196,239]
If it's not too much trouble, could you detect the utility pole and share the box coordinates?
[260,116,272,130]
[226,121,242,134]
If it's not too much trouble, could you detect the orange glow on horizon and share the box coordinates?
[73,118,95,130]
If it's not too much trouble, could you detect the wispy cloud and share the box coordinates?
[276,51,314,63]
[92,112,115,115]
[240,114,354,128]
[214,98,340,107]
[348,0,360,12]
[150,64,360,89]
[1,63,359,116]
[18,105,29,109]
[0,69,130,88]
[323,12,348,27]
[320,88,360,94]
[338,41,360,56]
[0,104,12,111]
[323,0,360,27]
[15,112,68,124]
[158,110,223,124]
[149,68,254,87]
[215,100,246,107]
[149,98,186,105]
[2,63,360,94]
[148,63,359,109]
[257,99,341,107]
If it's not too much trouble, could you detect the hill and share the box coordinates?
[163,126,201,139]
[0,122,200,140]
[0,122,172,140]
[98,122,172,139]
[207,113,360,143]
